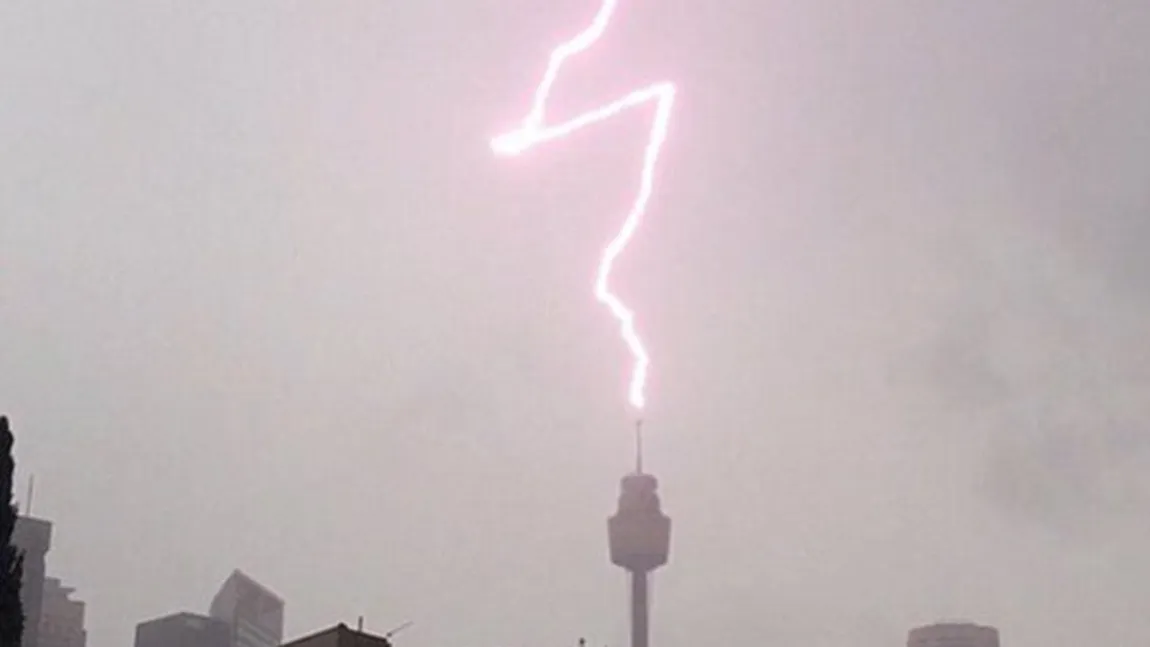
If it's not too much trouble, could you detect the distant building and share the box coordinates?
[13,516,52,647]
[135,612,231,647]
[283,623,392,647]
[908,622,1001,647]
[209,570,285,647]
[38,577,86,647]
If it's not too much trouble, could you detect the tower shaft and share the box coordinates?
[630,570,649,647]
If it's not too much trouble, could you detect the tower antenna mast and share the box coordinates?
[635,420,644,474]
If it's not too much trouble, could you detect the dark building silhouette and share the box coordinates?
[908,621,1001,647]
[38,577,85,647]
[135,612,230,647]
[283,623,392,647]
[13,516,52,647]
[607,430,670,647]
[209,570,284,647]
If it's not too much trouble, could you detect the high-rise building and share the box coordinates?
[283,623,392,647]
[908,622,1001,647]
[135,612,231,647]
[209,570,285,647]
[38,577,86,647]
[607,428,671,647]
[13,516,52,647]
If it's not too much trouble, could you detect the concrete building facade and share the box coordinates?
[37,577,86,647]
[13,516,52,647]
[908,622,1001,647]
[210,570,285,647]
[135,612,231,647]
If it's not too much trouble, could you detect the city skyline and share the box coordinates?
[5,0,1150,646]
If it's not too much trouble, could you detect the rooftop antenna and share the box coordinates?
[357,616,363,632]
[384,621,413,641]
[634,419,644,474]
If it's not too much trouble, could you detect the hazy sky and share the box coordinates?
[3,1,1150,646]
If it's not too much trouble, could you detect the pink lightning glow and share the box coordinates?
[491,0,675,410]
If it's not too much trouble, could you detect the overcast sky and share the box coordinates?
[3,1,1150,646]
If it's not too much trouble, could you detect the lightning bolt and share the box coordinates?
[491,0,675,411]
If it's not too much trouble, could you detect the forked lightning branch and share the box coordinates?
[491,0,676,411]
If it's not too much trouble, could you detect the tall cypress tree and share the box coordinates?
[0,416,24,647]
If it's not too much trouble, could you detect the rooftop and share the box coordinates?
[284,623,393,647]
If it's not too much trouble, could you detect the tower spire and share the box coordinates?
[635,419,644,474]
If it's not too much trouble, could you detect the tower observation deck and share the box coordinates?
[607,424,671,647]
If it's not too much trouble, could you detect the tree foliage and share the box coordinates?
[0,416,24,647]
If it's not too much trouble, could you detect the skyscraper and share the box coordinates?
[135,612,231,647]
[209,570,285,647]
[607,428,671,647]
[13,516,52,647]
[908,621,1001,647]
[38,577,86,647]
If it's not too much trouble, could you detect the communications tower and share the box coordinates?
[608,423,671,647]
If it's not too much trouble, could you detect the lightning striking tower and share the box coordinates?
[608,423,671,647]
[491,4,675,645]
